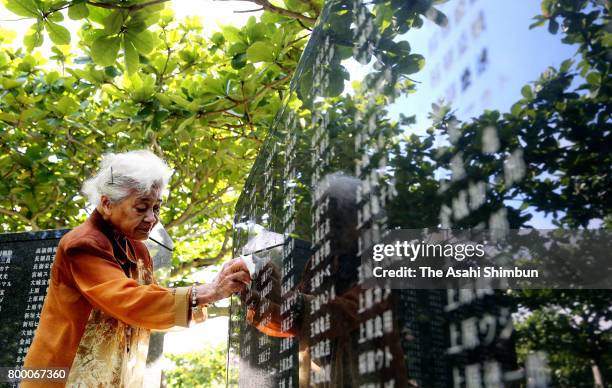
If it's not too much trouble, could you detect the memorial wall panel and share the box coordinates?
[0,230,69,370]
[228,0,610,387]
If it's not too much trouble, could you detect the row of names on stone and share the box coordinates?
[453,352,550,388]
[448,308,513,354]
[357,310,394,344]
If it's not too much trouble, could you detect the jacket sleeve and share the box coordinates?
[67,237,192,329]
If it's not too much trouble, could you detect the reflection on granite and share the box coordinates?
[227,0,610,386]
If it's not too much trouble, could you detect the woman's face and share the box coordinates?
[100,189,162,240]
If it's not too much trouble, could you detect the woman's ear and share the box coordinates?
[99,195,113,217]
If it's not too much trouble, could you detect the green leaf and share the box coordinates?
[601,32,612,48]
[396,54,425,75]
[261,10,286,24]
[130,7,163,28]
[104,11,125,35]
[510,102,523,116]
[586,72,600,87]
[0,27,16,44]
[125,30,156,54]
[3,0,39,17]
[47,11,64,22]
[246,41,275,63]
[91,35,121,66]
[521,85,534,99]
[24,24,44,51]
[374,3,393,32]
[221,26,242,43]
[247,22,269,43]
[1,77,23,89]
[211,32,225,46]
[0,52,10,68]
[0,112,18,123]
[68,3,89,20]
[127,73,155,101]
[177,115,196,133]
[326,65,348,97]
[229,42,248,56]
[396,41,411,55]
[283,0,309,13]
[123,35,139,74]
[168,93,193,109]
[246,15,256,29]
[104,66,120,78]
[231,52,247,69]
[548,18,559,34]
[55,95,79,115]
[559,59,573,73]
[45,21,70,45]
[529,18,546,29]
[87,5,112,25]
[540,0,553,16]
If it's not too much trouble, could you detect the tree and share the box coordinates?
[513,290,611,387]
[165,344,228,387]
[0,0,319,283]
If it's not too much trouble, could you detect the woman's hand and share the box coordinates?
[196,258,251,305]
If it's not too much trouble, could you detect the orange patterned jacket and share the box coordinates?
[22,209,193,387]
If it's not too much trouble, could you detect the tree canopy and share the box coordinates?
[0,0,321,281]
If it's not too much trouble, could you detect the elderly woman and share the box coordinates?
[23,150,250,387]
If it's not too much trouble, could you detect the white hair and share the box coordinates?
[82,150,173,206]
[316,172,360,205]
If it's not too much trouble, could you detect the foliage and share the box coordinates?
[0,0,318,282]
[513,290,612,387]
[165,344,227,388]
[1,0,321,73]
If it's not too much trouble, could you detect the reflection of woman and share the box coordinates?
[244,174,409,387]
[23,150,250,387]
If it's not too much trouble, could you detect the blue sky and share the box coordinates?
[385,1,578,228]
[395,0,577,130]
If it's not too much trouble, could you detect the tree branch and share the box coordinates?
[43,4,71,18]
[170,229,232,276]
[197,71,293,118]
[239,0,316,23]
[31,186,61,225]
[234,7,264,13]
[164,168,225,229]
[157,28,173,86]
[86,0,170,12]
[166,189,231,229]
[0,207,38,230]
[297,18,313,31]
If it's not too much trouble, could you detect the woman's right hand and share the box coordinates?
[196,258,251,305]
